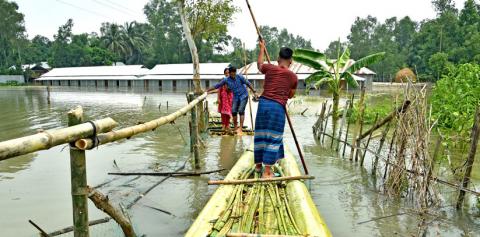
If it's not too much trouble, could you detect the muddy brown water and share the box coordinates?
[0,87,478,237]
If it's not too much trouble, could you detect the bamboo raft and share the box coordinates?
[186,146,331,237]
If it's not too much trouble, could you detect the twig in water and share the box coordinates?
[357,212,408,225]
[141,204,175,216]
[28,220,49,237]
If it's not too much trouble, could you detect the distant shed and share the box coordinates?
[36,65,149,87]
[142,63,229,91]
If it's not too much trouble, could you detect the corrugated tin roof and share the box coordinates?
[41,65,148,77]
[147,63,230,75]
[142,74,226,80]
[240,60,376,75]
[36,76,140,81]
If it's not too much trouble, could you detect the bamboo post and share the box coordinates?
[47,86,51,104]
[336,100,350,151]
[188,93,200,169]
[314,102,326,139]
[321,105,332,144]
[67,106,89,237]
[360,113,378,166]
[350,86,365,161]
[342,94,355,157]
[383,129,397,180]
[372,121,391,175]
[456,106,480,209]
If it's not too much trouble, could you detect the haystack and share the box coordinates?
[395,68,416,83]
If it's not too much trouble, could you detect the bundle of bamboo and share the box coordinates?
[209,166,302,236]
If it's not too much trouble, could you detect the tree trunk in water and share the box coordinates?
[178,0,206,131]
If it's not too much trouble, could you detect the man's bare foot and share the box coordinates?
[237,128,243,136]
[255,163,262,173]
[262,165,274,178]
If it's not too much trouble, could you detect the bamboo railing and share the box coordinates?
[0,117,118,161]
[75,92,208,150]
[0,92,208,237]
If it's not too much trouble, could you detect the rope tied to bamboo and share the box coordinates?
[85,121,100,149]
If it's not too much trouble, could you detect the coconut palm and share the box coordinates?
[293,45,385,133]
[122,22,149,64]
[101,23,129,62]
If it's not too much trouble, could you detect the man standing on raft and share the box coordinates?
[255,40,298,178]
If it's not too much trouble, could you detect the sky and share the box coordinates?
[14,0,468,51]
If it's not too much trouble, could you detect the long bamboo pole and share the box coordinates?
[245,0,271,63]
[243,43,255,130]
[0,117,117,161]
[67,106,89,237]
[208,175,314,185]
[456,106,480,209]
[75,92,208,150]
[245,0,308,175]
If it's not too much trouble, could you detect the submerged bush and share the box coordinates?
[431,63,480,134]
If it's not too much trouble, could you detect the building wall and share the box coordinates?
[60,80,69,86]
[132,80,144,87]
[107,80,117,87]
[176,80,189,91]
[0,75,24,83]
[119,80,129,87]
[162,80,173,91]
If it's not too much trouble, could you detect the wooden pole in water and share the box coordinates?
[456,106,480,209]
[372,121,391,175]
[350,86,365,161]
[67,106,89,237]
[321,105,332,144]
[336,100,350,151]
[188,93,200,169]
[360,113,378,166]
[47,86,51,104]
[342,94,355,157]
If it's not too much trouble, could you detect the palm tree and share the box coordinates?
[101,23,129,62]
[122,22,149,64]
[293,45,384,133]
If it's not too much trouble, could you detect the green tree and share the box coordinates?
[431,63,480,135]
[428,52,452,80]
[100,23,129,62]
[293,46,384,133]
[0,0,26,70]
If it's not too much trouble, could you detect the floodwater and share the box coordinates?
[0,87,479,237]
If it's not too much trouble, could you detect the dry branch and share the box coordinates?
[87,186,136,237]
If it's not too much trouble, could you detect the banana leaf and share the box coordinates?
[292,55,323,70]
[346,52,385,74]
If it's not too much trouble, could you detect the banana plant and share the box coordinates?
[293,45,385,134]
